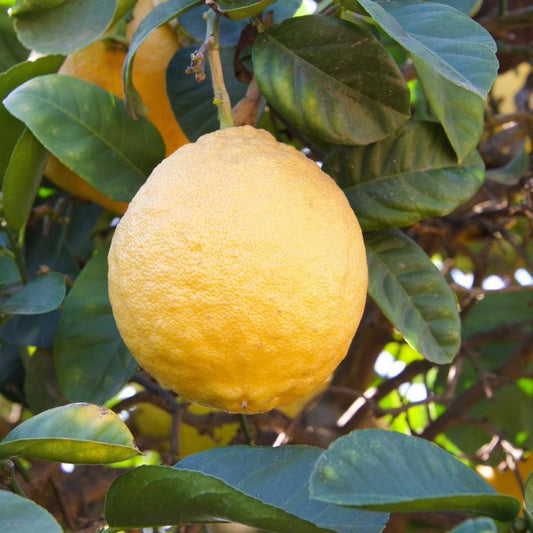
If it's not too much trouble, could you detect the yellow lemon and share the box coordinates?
[45,0,188,213]
[108,126,368,413]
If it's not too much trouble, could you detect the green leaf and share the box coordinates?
[214,0,275,20]
[448,518,497,532]
[0,272,65,315]
[0,402,139,463]
[486,145,529,185]
[323,122,485,231]
[310,429,521,522]
[252,15,410,145]
[428,0,482,15]
[414,58,485,163]
[123,0,203,118]
[2,128,47,230]
[11,0,116,54]
[54,250,137,405]
[351,0,497,160]
[106,446,388,532]
[0,6,29,72]
[525,471,533,529]
[167,46,248,141]
[0,490,62,533]
[354,0,497,97]
[10,0,68,15]
[0,54,63,182]
[3,74,164,202]
[365,229,460,363]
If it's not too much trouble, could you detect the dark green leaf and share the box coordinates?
[167,46,248,141]
[0,402,140,463]
[525,472,533,529]
[54,250,137,404]
[0,6,29,72]
[323,122,485,231]
[178,1,301,46]
[106,447,388,532]
[123,0,203,118]
[0,339,25,403]
[0,272,65,315]
[215,0,275,20]
[2,128,47,230]
[253,15,410,145]
[414,58,485,163]
[352,0,497,160]
[448,518,497,532]
[0,490,61,533]
[11,0,115,54]
[486,145,529,185]
[1,311,60,349]
[365,229,460,363]
[310,429,521,522]
[23,348,66,414]
[3,74,164,202]
[0,252,20,285]
[0,54,63,181]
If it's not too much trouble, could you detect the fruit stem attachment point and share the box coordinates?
[204,10,234,129]
[239,414,254,446]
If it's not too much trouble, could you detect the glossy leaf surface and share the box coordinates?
[0,402,139,463]
[449,518,498,533]
[2,127,47,230]
[11,0,116,54]
[323,122,485,231]
[106,447,388,532]
[214,0,275,20]
[253,15,410,145]
[0,272,65,315]
[365,229,460,363]
[0,491,61,533]
[310,429,521,521]
[3,74,164,202]
[0,54,63,181]
[55,251,137,405]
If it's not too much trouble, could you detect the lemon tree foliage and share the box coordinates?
[0,0,532,532]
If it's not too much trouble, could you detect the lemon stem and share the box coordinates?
[205,10,234,129]
[0,459,27,498]
[239,414,254,446]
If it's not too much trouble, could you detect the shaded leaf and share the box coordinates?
[525,472,533,529]
[106,446,388,532]
[0,54,63,181]
[0,402,139,463]
[167,46,248,141]
[323,122,485,231]
[252,15,410,145]
[54,250,137,404]
[215,0,275,20]
[486,145,529,185]
[0,272,65,315]
[0,490,61,533]
[2,128,47,230]
[0,6,29,72]
[310,429,521,522]
[3,74,164,202]
[0,339,25,403]
[351,0,497,160]
[123,0,203,118]
[11,0,116,54]
[365,229,460,363]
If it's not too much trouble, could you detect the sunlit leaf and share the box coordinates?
[106,446,388,532]
[0,402,139,463]
[310,429,521,522]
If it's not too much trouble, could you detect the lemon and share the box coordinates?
[45,0,188,213]
[108,126,368,413]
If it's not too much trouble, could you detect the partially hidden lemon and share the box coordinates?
[108,126,368,413]
[45,0,188,214]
